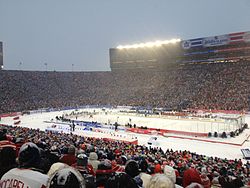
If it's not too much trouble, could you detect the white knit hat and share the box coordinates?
[163,165,176,184]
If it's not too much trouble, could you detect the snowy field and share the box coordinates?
[1,108,250,161]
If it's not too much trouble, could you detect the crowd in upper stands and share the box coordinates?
[0,125,249,188]
[0,61,250,114]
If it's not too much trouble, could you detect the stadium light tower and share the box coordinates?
[19,62,22,70]
[44,63,48,71]
[116,38,181,49]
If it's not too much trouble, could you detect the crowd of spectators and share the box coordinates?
[0,61,250,114]
[0,125,250,187]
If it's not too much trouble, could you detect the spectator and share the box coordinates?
[47,162,69,177]
[88,152,100,173]
[47,166,85,188]
[200,167,211,188]
[72,153,95,176]
[105,172,139,188]
[0,142,48,188]
[60,145,77,166]
[125,160,143,187]
[0,124,250,187]
[164,165,183,188]
[138,158,152,188]
[0,147,17,178]
[182,166,202,187]
[147,173,175,188]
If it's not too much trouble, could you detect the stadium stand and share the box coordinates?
[0,125,249,187]
[0,60,249,114]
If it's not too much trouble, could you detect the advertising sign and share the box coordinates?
[202,35,229,47]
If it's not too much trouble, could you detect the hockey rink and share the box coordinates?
[1,107,250,161]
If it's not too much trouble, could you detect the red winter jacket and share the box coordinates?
[183,168,202,187]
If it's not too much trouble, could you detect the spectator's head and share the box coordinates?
[0,128,7,141]
[0,146,17,168]
[163,165,176,184]
[77,153,88,167]
[104,172,139,188]
[138,158,149,173]
[98,159,112,170]
[125,160,139,178]
[18,142,41,168]
[89,152,98,161]
[68,145,76,155]
[147,174,174,188]
[183,167,202,187]
[47,162,69,177]
[47,167,85,188]
[121,155,127,165]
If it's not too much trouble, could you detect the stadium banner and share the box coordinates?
[229,32,245,43]
[182,31,250,49]
[202,34,229,47]
[243,31,250,42]
[182,38,203,49]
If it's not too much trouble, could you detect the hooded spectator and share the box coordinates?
[147,173,175,188]
[164,165,183,188]
[88,152,100,172]
[47,162,69,177]
[183,166,202,187]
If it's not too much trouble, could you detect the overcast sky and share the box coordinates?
[1,0,250,71]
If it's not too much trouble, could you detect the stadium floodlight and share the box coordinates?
[116,38,181,49]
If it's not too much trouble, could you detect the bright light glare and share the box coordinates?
[117,38,181,49]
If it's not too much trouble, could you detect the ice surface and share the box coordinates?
[1,108,250,161]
